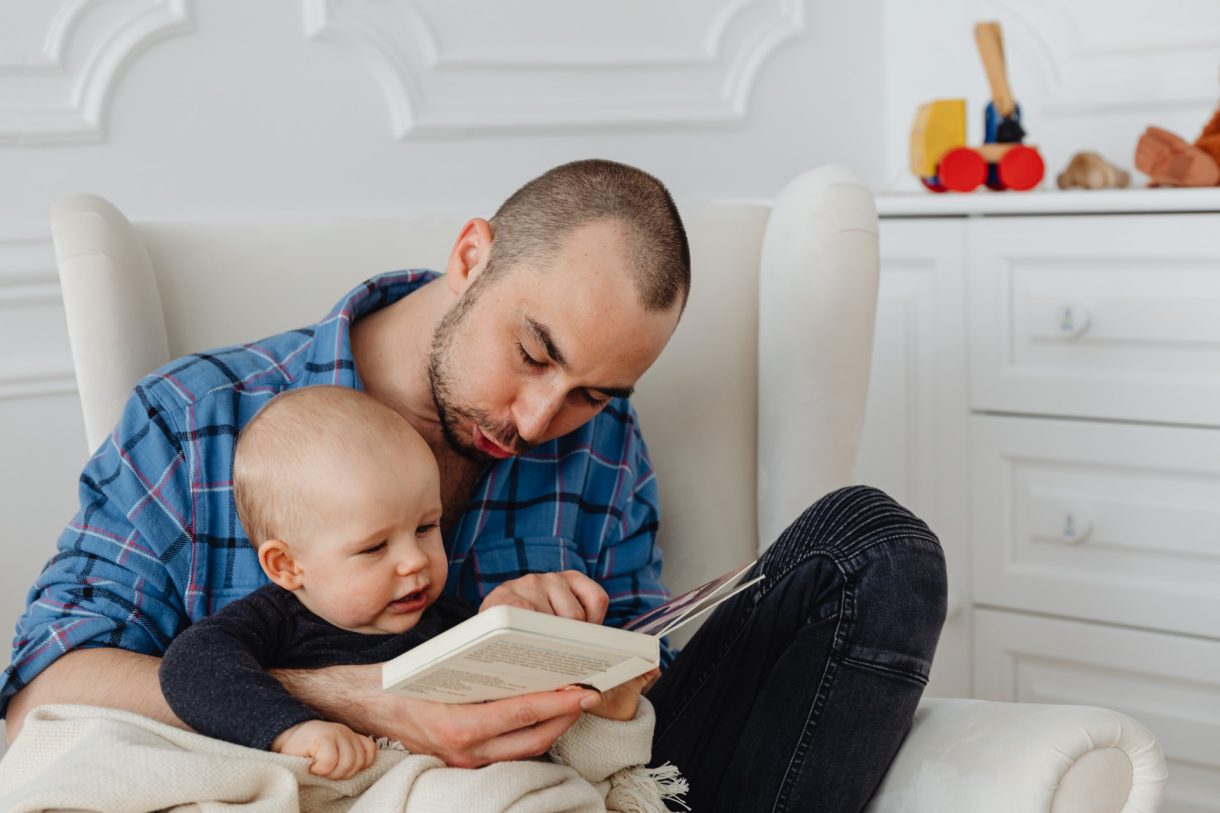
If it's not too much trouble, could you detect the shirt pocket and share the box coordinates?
[467,536,592,599]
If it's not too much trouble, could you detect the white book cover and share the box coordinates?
[382,562,762,703]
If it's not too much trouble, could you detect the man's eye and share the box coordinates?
[517,343,545,368]
[582,390,609,408]
[361,541,387,555]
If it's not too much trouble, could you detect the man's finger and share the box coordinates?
[479,689,598,739]
[469,710,583,766]
[431,690,593,767]
[545,581,586,620]
[563,571,609,625]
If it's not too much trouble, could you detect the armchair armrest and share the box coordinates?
[866,698,1167,813]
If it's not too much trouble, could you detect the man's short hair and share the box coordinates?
[487,159,690,312]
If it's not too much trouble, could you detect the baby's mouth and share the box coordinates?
[389,589,427,610]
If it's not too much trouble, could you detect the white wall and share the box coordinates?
[0,1,885,661]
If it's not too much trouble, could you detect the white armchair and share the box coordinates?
[22,167,1167,811]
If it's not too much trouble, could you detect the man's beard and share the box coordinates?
[426,277,526,461]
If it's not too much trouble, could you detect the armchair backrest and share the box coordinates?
[50,167,879,597]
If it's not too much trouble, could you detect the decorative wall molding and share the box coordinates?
[303,0,804,137]
[986,0,1220,114]
[0,235,77,400]
[0,0,193,145]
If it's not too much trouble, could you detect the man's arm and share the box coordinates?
[5,649,184,744]
[2,382,197,729]
[274,663,600,768]
[5,650,600,767]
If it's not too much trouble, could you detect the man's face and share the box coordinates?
[428,219,681,460]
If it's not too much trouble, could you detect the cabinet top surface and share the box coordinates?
[876,187,1220,217]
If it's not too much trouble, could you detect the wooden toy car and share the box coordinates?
[909,22,1045,193]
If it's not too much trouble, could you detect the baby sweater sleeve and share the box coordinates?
[159,589,321,751]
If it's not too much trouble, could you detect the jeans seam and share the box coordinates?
[770,566,854,813]
[840,655,930,687]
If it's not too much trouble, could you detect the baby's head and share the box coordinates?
[233,386,446,634]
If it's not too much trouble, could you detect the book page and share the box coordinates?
[386,630,652,703]
[623,560,761,637]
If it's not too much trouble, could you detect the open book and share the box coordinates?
[382,561,763,703]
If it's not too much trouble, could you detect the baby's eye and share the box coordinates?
[360,541,387,555]
[416,523,439,536]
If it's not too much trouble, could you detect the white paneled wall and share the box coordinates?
[0,0,885,663]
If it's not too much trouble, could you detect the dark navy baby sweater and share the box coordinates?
[159,584,475,750]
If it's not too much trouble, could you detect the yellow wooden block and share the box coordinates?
[910,99,967,178]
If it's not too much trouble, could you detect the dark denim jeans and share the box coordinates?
[648,486,948,812]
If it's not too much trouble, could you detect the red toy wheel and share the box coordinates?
[920,177,948,193]
[937,148,987,192]
[998,145,1044,191]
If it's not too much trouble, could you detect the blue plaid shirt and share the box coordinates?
[2,271,671,716]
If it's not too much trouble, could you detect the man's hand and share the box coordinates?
[479,570,609,624]
[272,720,377,780]
[274,663,601,768]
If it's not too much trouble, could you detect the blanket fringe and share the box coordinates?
[606,762,690,813]
[374,736,409,752]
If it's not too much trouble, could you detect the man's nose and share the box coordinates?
[513,382,566,443]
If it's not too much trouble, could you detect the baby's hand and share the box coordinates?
[271,719,378,780]
[585,668,661,721]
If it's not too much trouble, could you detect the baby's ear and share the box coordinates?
[259,539,303,590]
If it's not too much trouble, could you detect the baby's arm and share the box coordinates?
[159,588,374,777]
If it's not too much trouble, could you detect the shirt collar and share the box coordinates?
[301,269,441,390]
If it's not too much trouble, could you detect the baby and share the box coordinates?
[159,385,659,784]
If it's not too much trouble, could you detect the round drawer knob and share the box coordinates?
[1057,304,1091,339]
[1059,513,1092,545]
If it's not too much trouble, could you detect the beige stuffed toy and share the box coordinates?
[1057,151,1131,190]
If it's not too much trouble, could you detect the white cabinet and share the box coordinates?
[866,199,1220,809]
[859,218,971,698]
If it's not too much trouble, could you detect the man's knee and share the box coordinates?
[764,486,948,679]
[768,485,941,564]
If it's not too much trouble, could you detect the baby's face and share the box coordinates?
[289,435,447,635]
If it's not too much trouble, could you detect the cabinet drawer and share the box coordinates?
[974,608,1220,813]
[971,415,1220,638]
[969,214,1220,426]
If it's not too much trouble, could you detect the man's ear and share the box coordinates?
[444,218,494,295]
[258,539,303,591]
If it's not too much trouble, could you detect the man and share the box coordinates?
[3,160,946,810]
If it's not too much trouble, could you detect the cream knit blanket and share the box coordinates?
[0,702,686,812]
